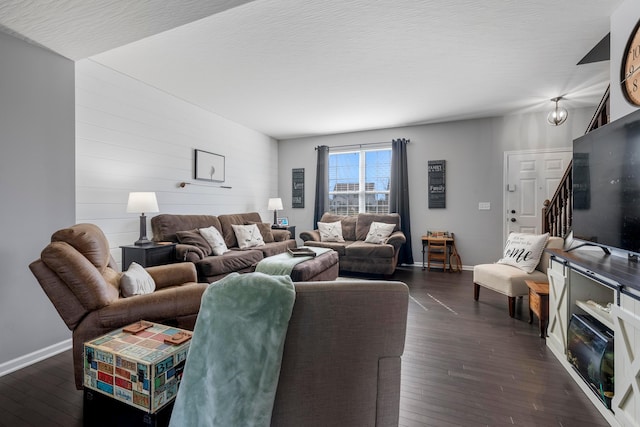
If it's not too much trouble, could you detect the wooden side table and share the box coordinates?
[525,280,550,338]
[120,243,176,269]
[421,234,461,272]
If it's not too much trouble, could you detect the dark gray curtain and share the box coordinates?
[390,138,414,265]
[313,145,329,228]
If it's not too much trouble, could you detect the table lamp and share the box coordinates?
[268,198,283,225]
[127,192,159,245]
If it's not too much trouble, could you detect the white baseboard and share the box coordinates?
[0,339,72,378]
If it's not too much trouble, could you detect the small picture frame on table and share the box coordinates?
[277,217,289,227]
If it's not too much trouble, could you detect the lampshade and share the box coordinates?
[127,192,159,214]
[268,198,283,211]
[127,192,159,246]
[547,97,568,126]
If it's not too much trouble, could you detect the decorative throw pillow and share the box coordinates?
[199,226,230,256]
[364,221,396,244]
[318,221,345,242]
[120,262,156,297]
[497,232,549,273]
[247,221,275,243]
[176,229,212,255]
[231,224,266,249]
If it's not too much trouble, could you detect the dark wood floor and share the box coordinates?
[0,267,609,426]
[394,267,608,427]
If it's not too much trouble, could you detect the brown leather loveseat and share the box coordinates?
[29,223,207,389]
[300,212,406,276]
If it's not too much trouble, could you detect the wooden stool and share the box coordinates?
[525,280,549,338]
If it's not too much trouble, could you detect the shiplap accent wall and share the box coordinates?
[76,60,279,269]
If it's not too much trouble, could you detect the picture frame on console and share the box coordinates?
[194,149,225,182]
[277,217,289,227]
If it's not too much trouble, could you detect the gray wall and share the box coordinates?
[0,32,75,366]
[278,107,593,266]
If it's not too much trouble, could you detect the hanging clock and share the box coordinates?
[621,19,640,106]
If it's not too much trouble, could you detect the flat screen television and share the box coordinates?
[572,107,640,256]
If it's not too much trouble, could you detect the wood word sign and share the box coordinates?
[428,160,446,209]
[292,168,305,208]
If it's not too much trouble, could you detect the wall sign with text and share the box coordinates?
[428,160,446,209]
[292,168,305,208]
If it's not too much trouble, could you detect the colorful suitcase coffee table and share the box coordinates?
[83,321,192,415]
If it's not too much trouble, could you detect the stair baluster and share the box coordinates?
[541,85,609,237]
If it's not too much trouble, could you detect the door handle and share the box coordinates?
[510,210,516,214]
[510,218,516,222]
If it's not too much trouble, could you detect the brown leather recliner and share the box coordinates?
[29,223,207,389]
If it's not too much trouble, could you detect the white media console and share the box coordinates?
[547,248,640,427]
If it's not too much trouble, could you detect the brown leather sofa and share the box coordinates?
[29,223,206,389]
[151,212,297,282]
[272,279,408,426]
[300,213,406,276]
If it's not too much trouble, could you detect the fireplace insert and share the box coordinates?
[567,313,614,408]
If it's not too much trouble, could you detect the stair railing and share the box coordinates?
[541,85,610,237]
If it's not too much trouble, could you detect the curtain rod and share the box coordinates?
[316,139,409,151]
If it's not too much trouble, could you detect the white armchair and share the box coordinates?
[473,236,564,317]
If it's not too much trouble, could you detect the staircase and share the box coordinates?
[541,86,610,237]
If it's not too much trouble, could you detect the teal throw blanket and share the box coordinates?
[169,272,296,427]
[255,246,332,276]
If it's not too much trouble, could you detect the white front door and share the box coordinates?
[504,149,572,240]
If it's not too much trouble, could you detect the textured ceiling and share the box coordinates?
[0,0,255,59]
[0,0,623,139]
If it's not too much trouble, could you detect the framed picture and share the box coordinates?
[195,149,225,182]
[277,217,289,227]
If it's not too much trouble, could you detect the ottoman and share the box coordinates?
[290,249,339,281]
[254,249,340,282]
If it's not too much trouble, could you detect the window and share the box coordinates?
[328,148,391,215]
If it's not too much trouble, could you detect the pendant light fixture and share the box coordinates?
[547,97,568,126]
